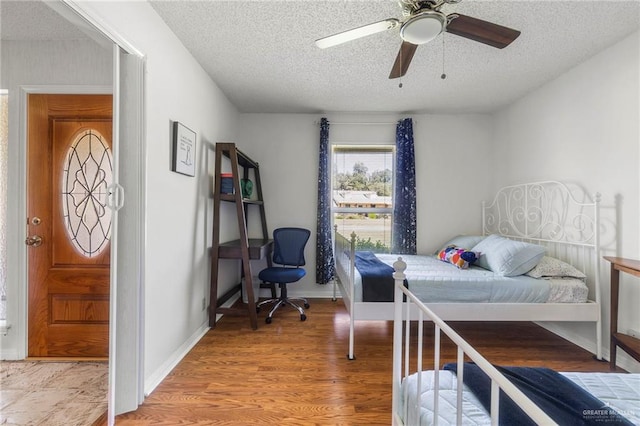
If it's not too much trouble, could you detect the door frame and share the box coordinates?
[14,1,147,422]
[54,3,147,422]
[62,3,147,422]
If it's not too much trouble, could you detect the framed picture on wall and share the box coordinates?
[171,121,196,177]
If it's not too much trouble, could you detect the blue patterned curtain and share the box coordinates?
[393,118,417,254]
[316,118,335,284]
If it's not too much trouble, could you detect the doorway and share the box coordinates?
[3,0,146,419]
[27,94,112,358]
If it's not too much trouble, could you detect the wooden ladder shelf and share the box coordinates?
[209,142,271,330]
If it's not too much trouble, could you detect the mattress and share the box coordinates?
[347,253,588,304]
[401,371,640,425]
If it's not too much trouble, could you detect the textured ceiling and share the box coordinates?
[3,1,639,114]
[149,0,640,114]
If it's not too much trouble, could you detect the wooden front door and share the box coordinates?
[27,94,112,357]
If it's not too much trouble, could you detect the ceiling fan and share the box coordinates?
[315,0,521,79]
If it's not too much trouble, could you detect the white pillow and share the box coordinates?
[435,235,486,254]
[471,234,545,276]
[525,256,586,279]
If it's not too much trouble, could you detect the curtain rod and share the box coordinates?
[313,121,411,126]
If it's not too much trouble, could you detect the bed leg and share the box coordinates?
[596,318,603,361]
[332,278,337,302]
[347,316,356,360]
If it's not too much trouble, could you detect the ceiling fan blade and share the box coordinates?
[389,41,418,79]
[446,14,520,49]
[315,18,400,49]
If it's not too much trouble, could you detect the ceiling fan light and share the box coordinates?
[400,11,446,45]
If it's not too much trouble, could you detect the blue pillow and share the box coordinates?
[471,234,545,276]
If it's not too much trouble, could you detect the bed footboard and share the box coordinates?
[333,227,357,359]
[391,258,555,425]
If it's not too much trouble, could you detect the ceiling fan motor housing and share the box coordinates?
[400,10,447,45]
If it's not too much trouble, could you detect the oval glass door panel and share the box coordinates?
[62,129,113,258]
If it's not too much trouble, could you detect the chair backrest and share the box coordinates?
[272,227,311,267]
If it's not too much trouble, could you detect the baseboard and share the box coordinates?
[536,322,598,355]
[260,281,339,299]
[277,288,339,299]
[144,288,341,396]
[538,322,640,372]
[615,353,640,373]
[144,293,245,396]
[245,278,339,303]
[144,322,210,397]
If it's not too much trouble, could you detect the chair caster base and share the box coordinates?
[304,303,310,309]
[300,314,306,321]
[265,317,272,324]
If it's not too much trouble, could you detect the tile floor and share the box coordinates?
[0,360,107,426]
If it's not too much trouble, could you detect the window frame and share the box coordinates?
[330,144,396,251]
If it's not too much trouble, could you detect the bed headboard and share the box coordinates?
[482,180,601,301]
[482,181,600,246]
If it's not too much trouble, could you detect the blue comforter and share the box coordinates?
[354,251,406,302]
[444,363,633,425]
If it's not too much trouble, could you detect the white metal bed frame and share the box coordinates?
[390,257,556,425]
[333,181,602,361]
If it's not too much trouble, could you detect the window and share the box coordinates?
[332,145,394,253]
[62,129,113,257]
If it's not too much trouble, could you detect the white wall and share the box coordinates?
[238,112,493,297]
[65,1,241,391]
[0,39,112,359]
[492,31,640,371]
[413,114,494,252]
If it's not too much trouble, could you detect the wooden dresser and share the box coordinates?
[604,256,640,370]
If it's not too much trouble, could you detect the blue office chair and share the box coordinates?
[257,227,311,324]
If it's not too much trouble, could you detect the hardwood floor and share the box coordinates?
[115,298,615,425]
[0,360,107,425]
